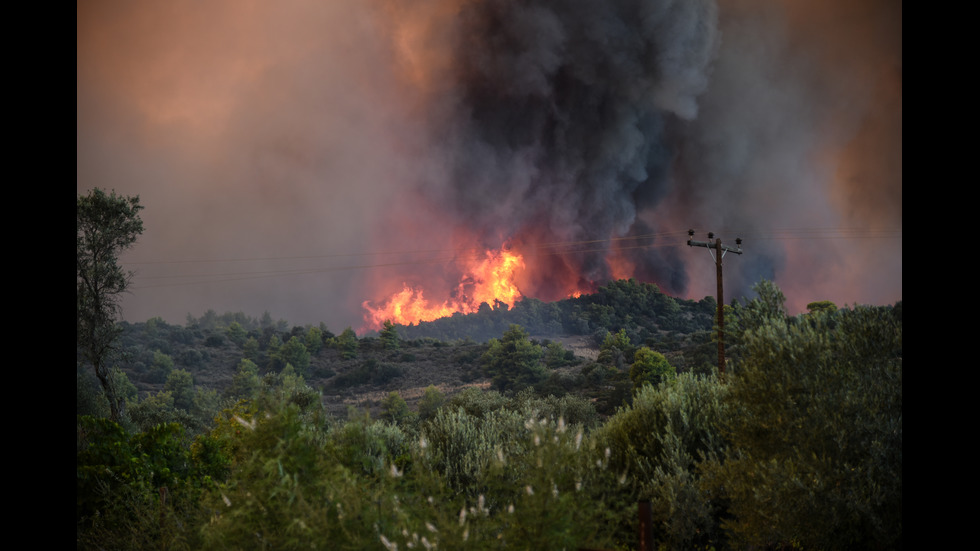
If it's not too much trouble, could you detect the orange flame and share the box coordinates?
[362,248,525,330]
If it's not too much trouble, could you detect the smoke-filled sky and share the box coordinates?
[77,0,901,333]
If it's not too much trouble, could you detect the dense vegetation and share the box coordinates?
[77,278,902,549]
[394,278,718,343]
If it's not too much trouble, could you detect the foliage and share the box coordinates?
[165,368,196,412]
[417,384,446,421]
[127,383,219,436]
[200,405,347,549]
[242,336,260,361]
[481,324,546,391]
[201,406,423,550]
[113,368,139,405]
[508,387,600,430]
[380,391,413,424]
[147,349,175,383]
[594,373,730,548]
[304,325,324,354]
[422,405,528,495]
[77,187,144,420]
[266,333,283,356]
[335,327,359,359]
[225,321,247,346]
[77,416,219,550]
[227,358,261,399]
[78,275,902,549]
[725,279,789,370]
[77,368,110,417]
[543,340,576,369]
[379,319,400,350]
[330,359,404,389]
[597,328,634,369]
[191,387,223,428]
[629,346,675,393]
[444,386,510,418]
[255,365,323,416]
[330,410,413,477]
[127,390,179,432]
[449,415,615,550]
[273,336,311,375]
[396,278,715,342]
[729,279,787,338]
[703,304,903,549]
[806,299,838,314]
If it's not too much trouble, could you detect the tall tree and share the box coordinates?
[704,303,903,548]
[77,188,144,421]
[336,327,359,360]
[275,336,311,375]
[481,324,545,391]
[379,320,399,350]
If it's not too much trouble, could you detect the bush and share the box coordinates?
[380,391,413,424]
[421,406,527,494]
[417,385,446,421]
[331,360,404,389]
[335,327,359,359]
[593,373,730,548]
[481,325,546,391]
[629,347,675,393]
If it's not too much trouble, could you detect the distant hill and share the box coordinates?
[94,279,720,419]
[393,278,718,342]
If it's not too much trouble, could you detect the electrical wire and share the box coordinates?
[126,227,901,290]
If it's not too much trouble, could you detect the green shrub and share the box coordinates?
[481,325,546,391]
[417,385,446,421]
[593,373,730,548]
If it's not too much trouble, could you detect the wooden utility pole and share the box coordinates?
[687,230,743,374]
[638,500,653,551]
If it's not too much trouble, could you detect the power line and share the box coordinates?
[126,227,896,267]
[126,226,899,291]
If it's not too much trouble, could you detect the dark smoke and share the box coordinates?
[414,0,901,309]
[418,0,719,298]
[77,0,901,329]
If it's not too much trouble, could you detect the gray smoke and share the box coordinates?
[416,0,719,298]
[77,0,901,330]
[414,0,901,307]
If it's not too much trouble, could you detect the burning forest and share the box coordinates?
[77,0,902,332]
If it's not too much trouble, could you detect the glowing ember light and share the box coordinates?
[362,248,525,330]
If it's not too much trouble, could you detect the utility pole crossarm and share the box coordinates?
[687,234,743,254]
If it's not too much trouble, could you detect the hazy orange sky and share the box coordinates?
[77,0,901,332]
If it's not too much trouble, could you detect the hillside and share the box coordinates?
[86,279,720,419]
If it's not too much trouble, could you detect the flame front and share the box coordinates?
[362,248,525,330]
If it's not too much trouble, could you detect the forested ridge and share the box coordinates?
[77,277,902,549]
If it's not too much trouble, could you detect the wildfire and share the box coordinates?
[362,248,525,330]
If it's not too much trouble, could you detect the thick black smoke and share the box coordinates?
[414,0,901,307]
[417,0,719,298]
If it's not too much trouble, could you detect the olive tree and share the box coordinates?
[77,188,144,420]
[704,303,902,549]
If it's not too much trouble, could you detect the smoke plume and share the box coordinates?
[418,0,719,298]
[77,0,901,331]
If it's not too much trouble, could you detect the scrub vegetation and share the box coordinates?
[78,278,901,549]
